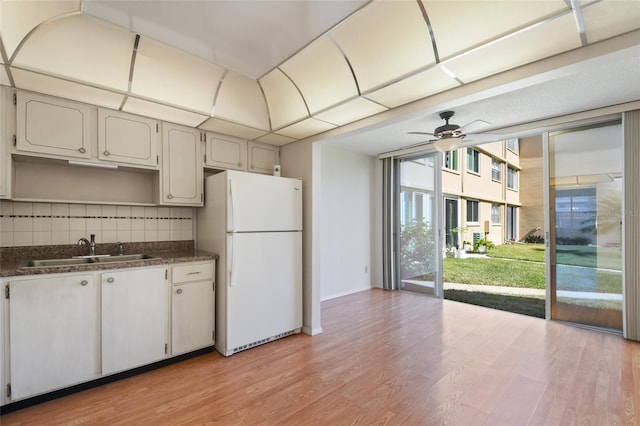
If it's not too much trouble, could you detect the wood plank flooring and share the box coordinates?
[2,288,638,425]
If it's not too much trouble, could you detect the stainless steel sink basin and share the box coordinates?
[21,254,160,268]
[24,258,97,267]
[95,254,160,263]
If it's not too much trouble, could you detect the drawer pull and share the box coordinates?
[176,289,183,294]
[104,150,110,156]
[167,194,173,199]
[186,271,200,275]
[80,280,88,286]
[107,277,115,284]
[78,147,86,153]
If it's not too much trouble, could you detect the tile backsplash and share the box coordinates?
[0,201,194,247]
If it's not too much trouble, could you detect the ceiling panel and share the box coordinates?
[259,68,309,129]
[11,14,133,92]
[132,36,224,114]
[11,67,124,109]
[330,1,436,93]
[581,0,640,44]
[423,0,569,60]
[215,71,270,131]
[280,37,358,114]
[314,97,387,126]
[0,0,81,59]
[255,133,297,147]
[444,14,582,84]
[275,118,336,140]
[365,66,459,108]
[82,0,367,79]
[122,97,208,128]
[198,117,269,140]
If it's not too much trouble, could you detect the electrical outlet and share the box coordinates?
[364,266,368,274]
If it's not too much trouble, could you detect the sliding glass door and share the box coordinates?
[397,154,441,296]
[546,122,623,330]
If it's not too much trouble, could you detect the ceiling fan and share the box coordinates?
[407,111,491,152]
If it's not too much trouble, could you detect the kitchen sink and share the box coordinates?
[95,254,160,263]
[21,254,160,268]
[24,258,97,267]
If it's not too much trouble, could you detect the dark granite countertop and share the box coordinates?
[0,241,217,277]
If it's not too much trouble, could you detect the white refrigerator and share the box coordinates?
[197,170,303,356]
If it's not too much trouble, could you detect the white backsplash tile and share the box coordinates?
[0,201,195,247]
[13,202,33,216]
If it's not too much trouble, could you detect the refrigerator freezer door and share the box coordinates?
[225,231,302,353]
[227,171,302,232]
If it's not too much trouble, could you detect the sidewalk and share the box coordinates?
[403,280,622,301]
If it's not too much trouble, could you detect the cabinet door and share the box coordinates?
[204,133,247,171]
[98,109,159,168]
[9,274,98,401]
[172,280,215,355]
[0,87,12,198]
[15,91,92,159]
[248,141,280,175]
[101,267,168,375]
[161,123,203,206]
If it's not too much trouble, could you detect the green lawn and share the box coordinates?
[443,257,545,289]
[443,242,623,319]
[445,243,622,293]
[487,243,545,262]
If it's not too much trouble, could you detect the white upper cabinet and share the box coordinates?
[204,133,247,171]
[247,141,280,175]
[15,90,93,159]
[98,108,159,168]
[0,87,13,199]
[161,123,203,206]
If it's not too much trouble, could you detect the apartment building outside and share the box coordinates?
[441,139,521,249]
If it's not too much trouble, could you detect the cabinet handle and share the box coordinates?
[176,289,183,294]
[237,162,243,167]
[167,194,173,199]
[107,277,115,284]
[78,147,86,153]
[186,271,200,275]
[104,150,110,156]
[80,280,88,286]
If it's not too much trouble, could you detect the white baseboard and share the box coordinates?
[302,326,323,336]
[321,286,371,302]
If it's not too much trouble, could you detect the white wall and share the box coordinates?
[320,144,377,300]
[279,140,322,336]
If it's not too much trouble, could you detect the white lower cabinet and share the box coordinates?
[170,262,215,356]
[101,267,168,375]
[2,262,213,405]
[8,274,99,401]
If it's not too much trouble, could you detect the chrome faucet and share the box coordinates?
[117,241,124,256]
[78,234,96,256]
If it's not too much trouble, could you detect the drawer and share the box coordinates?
[171,262,214,284]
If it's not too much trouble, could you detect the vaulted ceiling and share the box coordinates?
[1,0,639,153]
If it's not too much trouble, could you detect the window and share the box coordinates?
[491,204,501,224]
[507,138,519,153]
[507,167,518,189]
[491,159,501,181]
[443,150,458,171]
[467,148,480,173]
[466,200,479,223]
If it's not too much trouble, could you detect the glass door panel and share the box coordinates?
[547,122,623,330]
[398,155,438,296]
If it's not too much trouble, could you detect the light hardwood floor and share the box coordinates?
[2,288,639,425]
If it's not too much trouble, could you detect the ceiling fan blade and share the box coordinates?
[459,119,491,133]
[407,131,435,136]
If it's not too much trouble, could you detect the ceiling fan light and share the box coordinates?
[433,136,461,152]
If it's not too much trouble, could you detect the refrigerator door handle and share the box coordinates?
[228,178,236,232]
[229,233,237,287]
